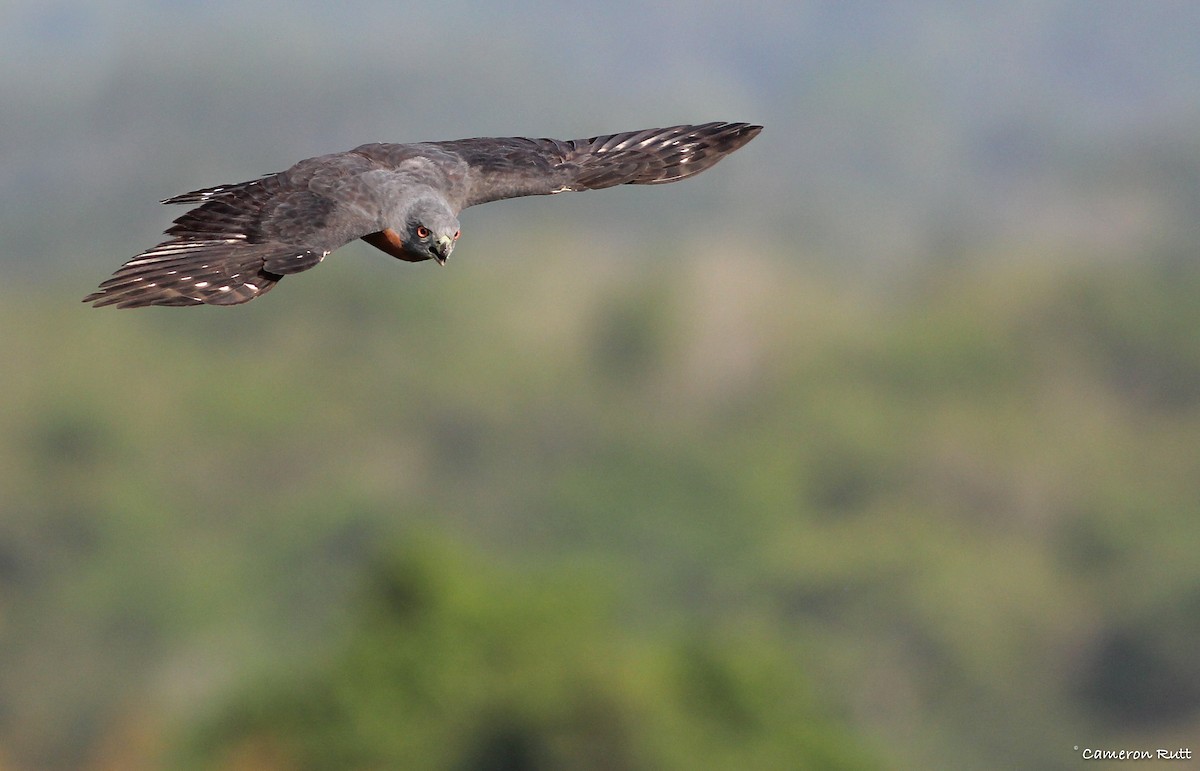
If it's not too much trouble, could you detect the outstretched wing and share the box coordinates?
[435,122,761,208]
[84,153,385,308]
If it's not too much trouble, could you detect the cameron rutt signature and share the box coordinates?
[1075,746,1192,761]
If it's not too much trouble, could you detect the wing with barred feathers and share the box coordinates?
[439,122,762,208]
[83,154,384,308]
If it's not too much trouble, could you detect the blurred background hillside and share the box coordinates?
[3,1,1200,769]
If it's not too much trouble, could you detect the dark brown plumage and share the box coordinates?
[84,122,762,308]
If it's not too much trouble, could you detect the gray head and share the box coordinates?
[402,194,461,265]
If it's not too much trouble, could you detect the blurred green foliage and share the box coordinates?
[184,538,873,770]
[1,246,1199,769]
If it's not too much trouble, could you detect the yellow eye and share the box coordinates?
[416,225,430,239]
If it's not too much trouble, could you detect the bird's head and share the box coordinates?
[405,197,461,265]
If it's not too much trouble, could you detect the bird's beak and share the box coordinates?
[432,235,454,266]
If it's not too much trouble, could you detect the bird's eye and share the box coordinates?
[453,230,461,241]
[416,225,430,239]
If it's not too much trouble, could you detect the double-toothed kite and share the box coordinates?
[85,122,762,308]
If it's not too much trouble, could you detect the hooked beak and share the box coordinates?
[432,235,454,266]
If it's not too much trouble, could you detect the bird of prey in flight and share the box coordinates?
[84,122,762,308]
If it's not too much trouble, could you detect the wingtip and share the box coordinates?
[82,293,117,308]
[719,122,763,153]
[82,288,132,308]
[728,122,763,138]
